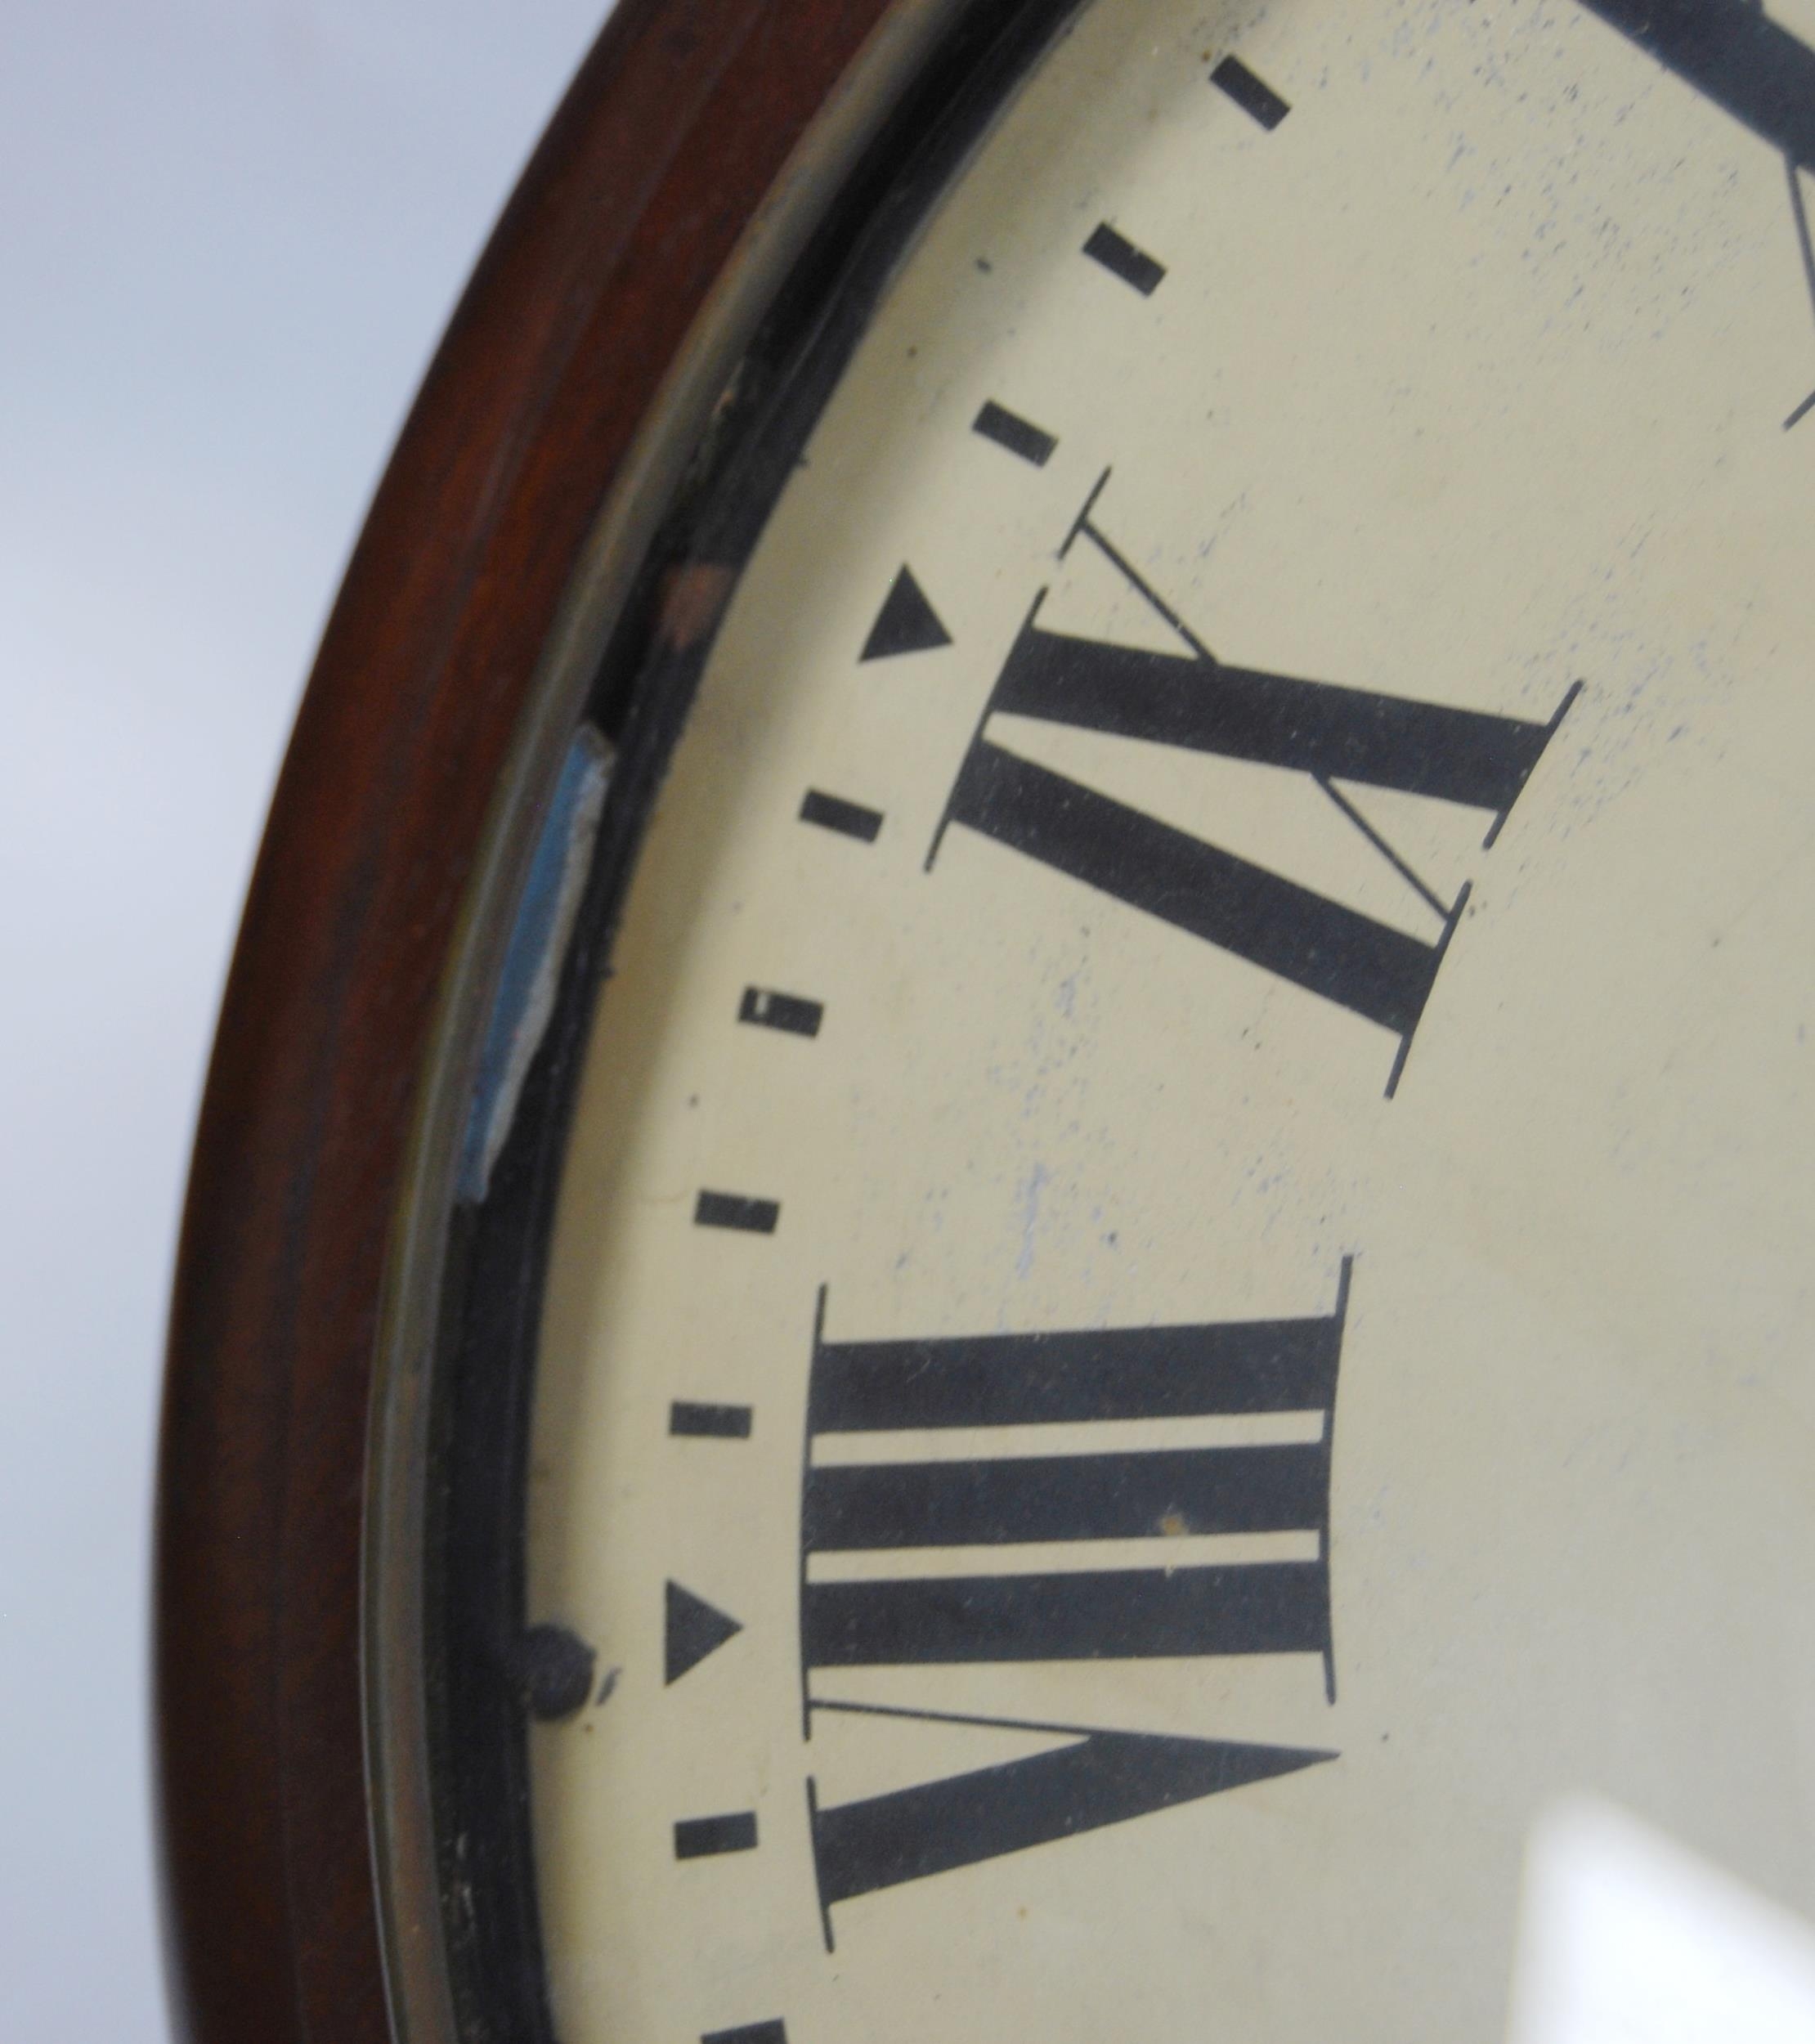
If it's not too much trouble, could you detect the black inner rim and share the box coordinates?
[421,3,1084,2035]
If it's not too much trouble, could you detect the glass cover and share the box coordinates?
[506,2,1815,2038]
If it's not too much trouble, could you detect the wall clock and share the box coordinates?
[156,2,1815,2040]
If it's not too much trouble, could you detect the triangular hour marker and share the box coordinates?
[666,1580,744,1685]
[861,567,952,661]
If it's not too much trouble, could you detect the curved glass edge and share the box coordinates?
[359,3,1086,2040]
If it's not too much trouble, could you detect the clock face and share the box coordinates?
[394,2,1815,2040]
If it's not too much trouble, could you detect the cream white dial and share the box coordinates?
[515,2,1815,2038]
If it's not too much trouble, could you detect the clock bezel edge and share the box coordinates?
[151,5,933,2037]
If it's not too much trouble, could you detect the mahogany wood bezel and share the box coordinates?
[152,7,912,2037]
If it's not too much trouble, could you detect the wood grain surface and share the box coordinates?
[154,4,905,2037]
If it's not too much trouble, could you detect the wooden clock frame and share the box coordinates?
[154,3,1815,2037]
[150,2,1043,2035]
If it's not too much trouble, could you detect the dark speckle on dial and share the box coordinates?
[519,1621,597,1722]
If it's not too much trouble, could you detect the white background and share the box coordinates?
[0,4,605,2033]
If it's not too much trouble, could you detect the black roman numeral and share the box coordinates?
[799,1273,1346,1932]
[800,1270,1345,1688]
[807,1701,1331,1929]
[1574,1,1815,172]
[930,491,1575,1091]
[1574,0,1815,432]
